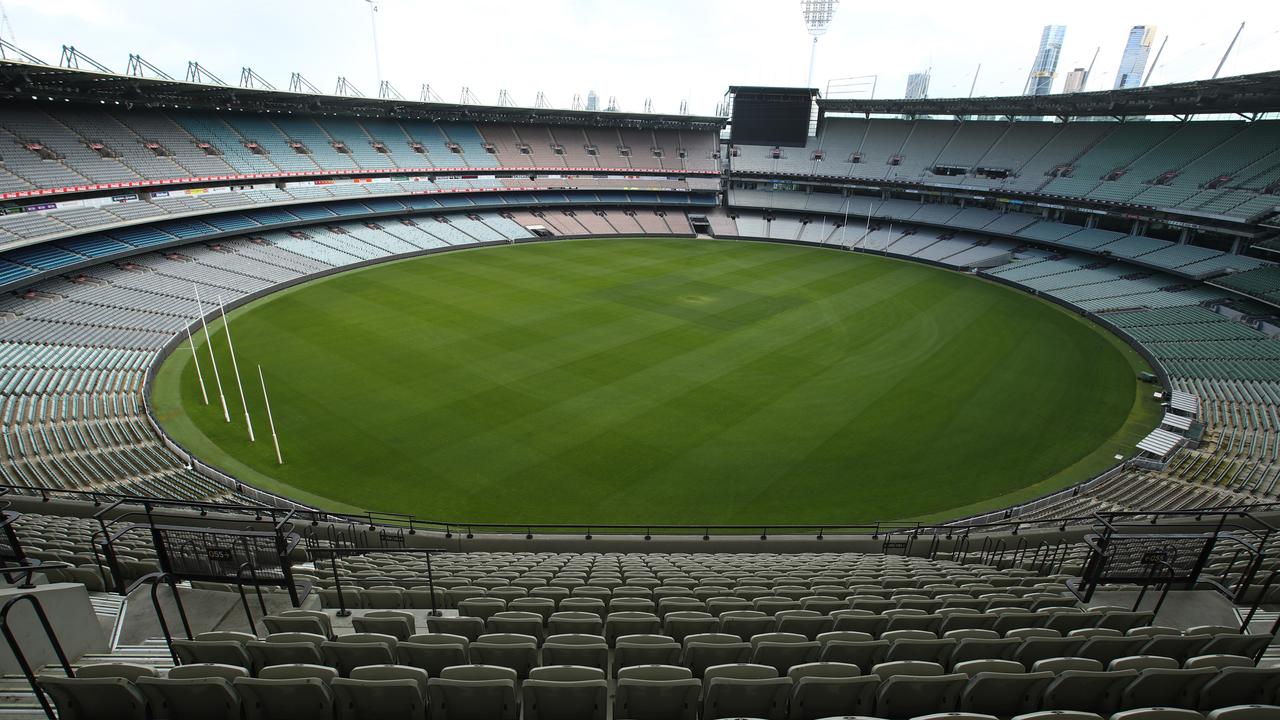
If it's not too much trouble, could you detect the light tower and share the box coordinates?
[800,0,839,88]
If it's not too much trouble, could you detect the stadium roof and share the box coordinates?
[819,71,1280,118]
[0,59,726,131]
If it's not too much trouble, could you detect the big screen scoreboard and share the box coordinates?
[728,87,817,148]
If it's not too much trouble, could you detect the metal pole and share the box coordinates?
[1143,36,1168,86]
[218,298,255,442]
[259,365,283,465]
[193,285,230,422]
[365,0,382,87]
[968,63,981,98]
[1213,22,1245,79]
[185,324,209,405]
[807,36,818,88]
[839,199,849,246]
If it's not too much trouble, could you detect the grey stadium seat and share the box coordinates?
[521,666,607,720]
[614,675,701,720]
[1041,669,1137,715]
[614,635,682,674]
[1196,667,1280,710]
[331,665,428,720]
[233,675,334,720]
[469,633,540,678]
[701,664,792,720]
[874,671,967,719]
[136,665,246,720]
[785,663,878,720]
[959,670,1054,717]
[398,633,470,677]
[1207,707,1280,719]
[683,633,752,678]
[426,665,519,720]
[39,676,149,720]
[1120,667,1217,710]
[542,634,609,676]
[321,634,398,676]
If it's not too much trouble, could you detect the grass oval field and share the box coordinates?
[151,238,1160,525]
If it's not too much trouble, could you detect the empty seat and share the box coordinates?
[614,674,700,720]
[172,639,252,669]
[663,611,719,643]
[137,665,245,720]
[542,634,609,676]
[1206,707,1280,720]
[1197,667,1280,710]
[614,634,681,673]
[1041,669,1137,715]
[234,672,335,720]
[398,633,469,677]
[1121,667,1217,710]
[427,616,486,642]
[874,671,967,719]
[785,662,878,720]
[549,612,605,636]
[683,633,752,678]
[1109,709,1206,720]
[40,675,149,720]
[263,611,334,639]
[488,611,546,642]
[321,634,398,676]
[752,632,822,674]
[702,664,792,720]
[777,610,836,640]
[605,612,663,646]
[426,665,518,720]
[351,611,416,640]
[331,665,428,720]
[722,610,778,640]
[469,633,539,679]
[521,666,607,720]
[960,670,1054,717]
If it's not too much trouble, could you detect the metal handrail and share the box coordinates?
[309,545,443,618]
[127,573,192,662]
[0,594,73,720]
[4,481,1280,542]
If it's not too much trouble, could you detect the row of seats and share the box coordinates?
[40,659,1280,720]
[170,620,1271,680]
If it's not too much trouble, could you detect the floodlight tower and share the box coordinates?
[801,0,839,88]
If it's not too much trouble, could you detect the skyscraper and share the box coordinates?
[1063,67,1088,93]
[1024,25,1067,96]
[586,91,599,111]
[905,72,930,99]
[1114,25,1156,89]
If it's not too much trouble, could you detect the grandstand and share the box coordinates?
[4,35,1280,720]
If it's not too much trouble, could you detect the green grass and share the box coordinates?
[151,238,1160,525]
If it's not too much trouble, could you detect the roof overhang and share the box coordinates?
[0,60,726,131]
[818,71,1280,118]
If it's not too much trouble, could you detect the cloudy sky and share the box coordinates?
[2,0,1277,115]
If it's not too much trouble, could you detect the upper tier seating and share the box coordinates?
[730,118,1280,221]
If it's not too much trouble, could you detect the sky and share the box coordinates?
[1,0,1277,116]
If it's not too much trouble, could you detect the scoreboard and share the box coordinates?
[728,86,817,148]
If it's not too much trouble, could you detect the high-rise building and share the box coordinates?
[905,72,930,99]
[1114,25,1156,89]
[1024,25,1067,96]
[1063,67,1088,93]
[586,91,599,111]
